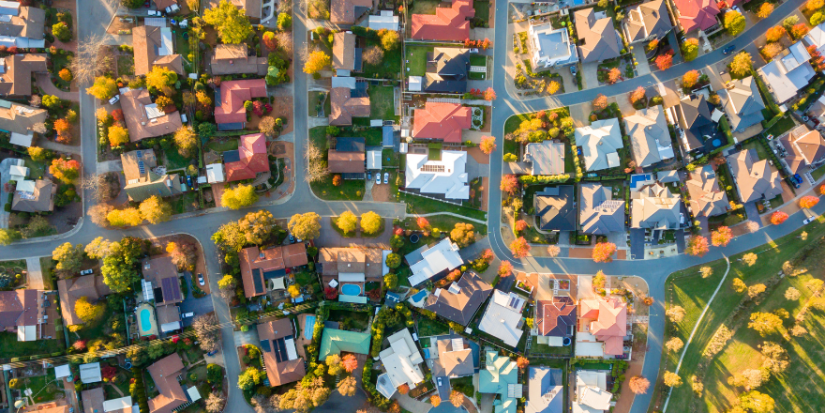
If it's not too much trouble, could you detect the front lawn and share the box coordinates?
[404,215,487,235]
[405,46,432,77]
[171,191,200,214]
[117,55,135,76]
[418,317,450,337]
[410,0,440,14]
[473,0,490,22]
[741,139,767,160]
[369,85,395,120]
[451,376,475,397]
[308,91,327,117]
[311,178,365,201]
[401,192,487,221]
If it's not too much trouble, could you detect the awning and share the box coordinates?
[17,325,36,341]
[54,364,71,379]
[339,273,365,282]
[160,321,181,333]
[9,132,32,147]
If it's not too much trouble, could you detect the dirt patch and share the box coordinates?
[372,181,391,202]
[466,146,489,165]
[270,89,294,135]
[567,247,594,259]
[204,150,221,164]
[149,234,210,295]
[211,183,225,208]
[107,17,136,36]
[481,106,492,131]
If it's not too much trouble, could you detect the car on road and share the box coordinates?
[803,215,817,224]
[376,173,381,185]
[197,273,205,286]
[722,44,736,55]
[80,269,94,276]
[383,172,389,184]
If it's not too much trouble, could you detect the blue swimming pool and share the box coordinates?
[139,308,152,333]
[630,174,652,187]
[304,315,316,340]
[341,284,361,296]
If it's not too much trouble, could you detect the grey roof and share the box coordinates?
[757,43,816,104]
[631,183,682,229]
[524,140,565,175]
[719,76,766,132]
[624,0,673,43]
[686,165,730,217]
[625,106,672,168]
[657,170,680,183]
[424,271,493,326]
[11,179,55,212]
[579,183,626,234]
[534,186,577,231]
[726,149,784,203]
[574,8,621,63]
[678,95,717,151]
[525,367,564,413]
[575,118,623,171]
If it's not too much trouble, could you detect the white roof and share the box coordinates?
[104,396,133,412]
[575,118,623,171]
[160,321,182,333]
[144,17,167,27]
[328,279,339,288]
[54,364,71,379]
[15,179,35,193]
[186,386,202,402]
[407,238,463,286]
[405,151,469,199]
[331,76,356,89]
[573,371,612,413]
[382,250,391,276]
[409,76,423,92]
[80,362,102,383]
[159,27,174,56]
[339,273,365,282]
[759,43,817,103]
[270,277,285,290]
[806,23,825,51]
[17,325,36,341]
[478,290,525,348]
[206,163,225,183]
[367,150,382,170]
[9,132,32,147]
[145,103,164,119]
[379,329,425,389]
[285,338,299,360]
[367,14,400,31]
[375,373,397,399]
[9,164,27,179]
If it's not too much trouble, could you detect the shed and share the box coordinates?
[367,150,382,170]
[79,362,102,383]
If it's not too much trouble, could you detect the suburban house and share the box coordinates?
[804,21,825,54]
[121,149,183,202]
[686,165,730,217]
[239,244,309,299]
[625,106,674,168]
[630,183,683,230]
[57,275,112,327]
[133,24,183,77]
[479,290,526,348]
[479,349,520,413]
[780,125,825,174]
[333,32,361,76]
[257,318,306,387]
[141,256,183,306]
[527,21,578,70]
[376,329,425,398]
[574,8,621,63]
[575,118,623,171]
[524,140,565,176]
[318,328,371,360]
[576,296,628,357]
[147,354,193,413]
[424,271,492,326]
[410,47,470,93]
[152,0,179,13]
[757,42,816,104]
[156,304,182,334]
[0,5,45,48]
[623,0,672,43]
[0,100,47,147]
[11,179,55,212]
[331,0,373,25]
[209,44,268,76]
[525,367,564,413]
[432,336,475,378]
[319,247,389,303]
[328,136,366,178]
[215,79,267,130]
[572,370,613,413]
[207,0,262,21]
[367,11,400,31]
[726,148,783,203]
[405,238,463,286]
[579,183,625,234]
[410,0,474,41]
[224,133,270,182]
[405,150,470,200]
[677,95,720,153]
[0,54,47,96]
[0,289,56,341]
[411,102,471,142]
[672,0,720,33]
[120,88,183,141]
[329,81,370,126]
[81,388,132,413]
[717,76,766,133]
[535,297,576,347]
[534,185,577,232]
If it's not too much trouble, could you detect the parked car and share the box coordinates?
[79,269,94,276]
[722,44,736,55]
[108,95,120,105]
[367,171,372,181]
[197,273,205,286]
[569,65,577,76]
[165,3,180,13]
[289,234,295,243]
[803,215,817,224]
[437,377,442,386]
[383,172,389,184]
[376,173,381,185]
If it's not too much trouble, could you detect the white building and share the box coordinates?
[572,371,613,413]
[377,329,425,398]
[758,41,816,104]
[405,150,469,199]
[804,21,825,55]
[478,290,525,348]
[528,21,578,70]
[406,238,463,286]
[575,118,623,171]
[367,11,400,31]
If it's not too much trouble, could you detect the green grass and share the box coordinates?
[24,158,46,180]
[329,309,370,331]
[205,138,239,153]
[308,91,327,117]
[117,55,135,76]
[338,126,383,146]
[383,148,400,167]
[401,192,487,221]
[361,38,402,79]
[410,0,440,15]
[451,376,475,397]
[812,166,825,181]
[369,85,395,120]
[310,126,329,150]
[404,215,487,236]
[311,179,365,201]
[418,317,450,337]
[529,336,572,355]
[470,55,486,66]
[741,139,767,160]
[405,46,432,77]
[763,115,796,138]
[474,0,490,22]
[164,149,193,171]
[25,374,62,403]
[428,147,441,160]
[0,334,62,361]
[296,272,315,286]
[171,191,200,214]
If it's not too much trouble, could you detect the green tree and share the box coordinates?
[87,77,117,101]
[336,211,357,234]
[239,210,276,244]
[360,211,382,235]
[384,272,398,290]
[75,296,106,324]
[198,122,217,139]
[100,240,143,293]
[277,12,292,30]
[0,229,21,246]
[203,0,253,44]
[52,242,85,273]
[724,10,746,36]
[212,221,248,253]
[222,184,259,210]
[147,341,166,359]
[681,38,699,61]
[390,235,404,250]
[288,212,322,240]
[739,391,776,413]
[173,126,198,157]
[237,367,264,390]
[52,22,72,42]
[385,253,401,269]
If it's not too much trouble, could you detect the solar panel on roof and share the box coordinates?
[274,338,288,362]
[260,340,272,353]
[162,277,181,302]
[253,273,264,294]
[138,160,145,174]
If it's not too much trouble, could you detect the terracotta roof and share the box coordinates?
[580,297,627,355]
[781,125,825,174]
[0,6,45,40]
[333,32,357,72]
[257,319,306,386]
[727,148,783,203]
[411,0,474,41]
[329,87,370,126]
[674,0,720,32]
[536,297,576,337]
[424,271,492,326]
[210,45,268,76]
[331,0,373,24]
[12,179,55,212]
[0,54,47,96]
[240,244,308,298]
[686,165,729,217]
[57,275,112,326]
[0,100,46,135]
[574,8,621,63]
[81,388,105,413]
[412,102,472,143]
[215,79,267,125]
[132,26,183,77]
[0,289,38,332]
[225,133,270,182]
[147,354,188,413]
[319,247,384,277]
[328,149,366,173]
[120,88,183,141]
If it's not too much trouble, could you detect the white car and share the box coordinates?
[437,378,442,386]
[803,215,817,224]
[375,173,381,185]
[383,172,389,184]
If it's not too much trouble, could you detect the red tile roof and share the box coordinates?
[675,0,720,32]
[411,0,474,41]
[412,102,472,143]
[536,297,576,337]
[147,354,188,413]
[581,297,627,356]
[226,133,270,182]
[215,79,268,125]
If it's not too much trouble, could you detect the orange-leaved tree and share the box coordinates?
[711,226,733,247]
[480,135,496,155]
[483,87,496,101]
[498,261,513,277]
[514,220,528,233]
[686,235,710,257]
[770,211,789,225]
[592,242,617,263]
[765,26,786,42]
[682,70,699,88]
[655,53,673,70]
[501,174,519,196]
[799,195,820,209]
[510,237,531,258]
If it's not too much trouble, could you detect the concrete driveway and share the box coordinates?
[0,157,17,229]
[629,229,646,260]
[179,272,215,327]
[581,62,600,89]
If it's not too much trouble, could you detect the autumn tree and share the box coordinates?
[222,184,259,210]
[799,195,820,209]
[701,266,713,278]
[362,45,384,65]
[108,124,130,147]
[304,51,331,74]
[547,245,561,257]
[655,53,673,70]
[107,208,143,227]
[711,226,733,247]
[791,324,808,336]
[337,376,357,396]
[483,87,496,101]
[770,210,788,225]
[52,242,84,273]
[682,70,700,88]
[380,30,400,51]
[760,341,789,373]
[498,261,514,277]
[288,212,322,240]
[686,235,710,257]
[510,237,531,258]
[740,391,775,413]
[730,52,754,77]
[742,252,758,266]
[361,211,383,235]
[748,312,783,336]
[416,216,431,230]
[173,126,198,158]
[757,2,774,18]
[449,390,464,408]
[49,158,80,184]
[217,274,236,302]
[607,67,622,84]
[591,242,617,263]
[84,237,112,259]
[430,396,441,407]
[629,86,646,104]
[239,210,277,245]
[450,223,476,248]
[592,94,608,111]
[665,337,684,352]
[761,42,783,60]
[139,196,172,225]
[748,283,767,299]
[336,211,357,235]
[145,66,178,96]
[203,0,253,44]
[206,393,225,413]
[514,220,528,233]
[342,353,358,372]
[76,296,106,324]
[663,371,682,388]
[516,356,529,370]
[501,174,519,196]
[766,26,786,42]
[733,278,747,293]
[629,376,650,394]
[480,135,496,154]
[682,38,699,61]
[666,306,686,323]
[809,0,824,11]
[87,76,117,100]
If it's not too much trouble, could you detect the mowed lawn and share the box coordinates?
[655,217,825,412]
[405,46,432,77]
[369,85,395,121]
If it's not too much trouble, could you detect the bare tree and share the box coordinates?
[278,0,292,14]
[305,144,329,183]
[81,173,105,202]
[275,32,293,55]
[72,32,108,85]
[205,393,225,413]
[192,313,222,353]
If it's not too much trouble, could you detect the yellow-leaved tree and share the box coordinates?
[304,51,331,74]
[221,184,259,210]
[203,0,253,44]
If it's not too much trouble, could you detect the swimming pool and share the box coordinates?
[136,303,158,337]
[341,284,361,296]
[630,174,652,186]
[304,315,316,340]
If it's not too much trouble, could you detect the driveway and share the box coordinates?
[674,229,687,254]
[179,272,215,327]
[629,229,645,260]
[581,62,600,90]
[744,201,761,224]
[435,375,451,399]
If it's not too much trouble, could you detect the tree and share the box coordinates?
[146,66,178,96]
[277,12,292,30]
[218,274,237,302]
[666,306,686,323]
[361,211,383,235]
[362,45,384,65]
[498,261,514,277]
[262,31,277,50]
[27,146,47,162]
[740,391,775,413]
[483,87,496,101]
[54,118,71,137]
[510,237,531,258]
[107,208,143,227]
[732,278,748,293]
[342,353,358,372]
[730,52,754,77]
[785,287,801,300]
[701,266,713,278]
[809,0,824,11]
[760,341,789,373]
[593,271,606,289]
[592,94,608,111]
[203,0,253,43]
[501,174,519,196]
[748,312,783,336]
[814,12,825,27]
[607,67,622,84]
[304,51,331,74]
[239,210,277,245]
[514,220,528,233]
[686,235,710,257]
[682,38,699,61]
[757,2,774,18]
[799,195,820,209]
[449,390,464,408]
[173,126,198,158]
[629,376,650,394]
[592,242,617,263]
[108,124,130,147]
[770,210,788,225]
[381,30,400,51]
[336,211,357,234]
[193,313,221,352]
[53,22,72,42]
[49,159,80,184]
[450,223,476,248]
[683,70,700,88]
[724,10,746,36]
[0,229,21,246]
[206,393,225,413]
[663,371,682,388]
[238,367,264,390]
[138,196,172,225]
[416,216,431,230]
[76,296,106,324]
[748,284,767,299]
[629,86,645,104]
[385,253,401,269]
[766,26,786,42]
[53,242,84,273]
[289,212,322,240]
[480,135,496,154]
[430,396,441,407]
[84,237,112,259]
[337,376,357,397]
[742,252,757,266]
[711,226,733,247]
[87,76,117,101]
[222,184,259,210]
[665,337,684,352]
[384,272,398,290]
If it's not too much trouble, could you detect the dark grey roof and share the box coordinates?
[336,137,366,152]
[534,185,577,231]
[424,271,493,326]
[679,95,717,151]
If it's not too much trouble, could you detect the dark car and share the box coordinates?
[722,44,736,55]
[197,273,205,286]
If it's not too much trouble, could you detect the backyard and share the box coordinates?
[529,336,572,356]
[361,38,402,79]
[417,317,450,337]
[0,333,63,361]
[405,46,433,77]
[369,85,395,121]
[328,309,370,331]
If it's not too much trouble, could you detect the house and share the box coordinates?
[319,247,390,303]
[572,371,613,413]
[416,48,470,94]
[377,329,425,398]
[147,354,189,413]
[535,297,576,346]
[239,244,308,299]
[672,0,719,33]
[479,349,520,413]
[132,24,183,77]
[0,289,56,341]
[677,95,719,153]
[329,83,370,126]
[534,185,577,231]
[630,183,683,229]
[103,397,133,413]
[333,32,361,75]
[424,271,492,326]
[411,102,471,142]
[152,0,179,13]
[479,290,525,348]
[207,0,262,21]
[0,100,46,147]
[575,118,623,171]
[209,44,267,76]
[141,256,182,305]
[525,367,564,413]
[686,165,729,217]
[11,179,55,212]
[0,54,47,96]
[57,275,112,327]
[405,150,470,200]
[577,296,627,357]
[257,318,306,387]
[224,133,270,182]
[318,328,371,360]
[524,140,565,176]
[528,21,578,70]
[156,304,182,334]
[625,106,674,168]
[574,8,621,63]
[328,136,366,177]
[804,21,825,54]
[757,41,816,104]
[726,148,783,203]
[579,183,625,234]
[120,88,183,141]
[331,0,373,25]
[367,11,400,31]
[623,0,672,44]
[0,5,45,48]
[780,125,825,174]
[214,79,267,130]
[405,238,464,286]
[433,336,475,378]
[411,0,474,42]
[718,76,766,133]
[121,149,183,202]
